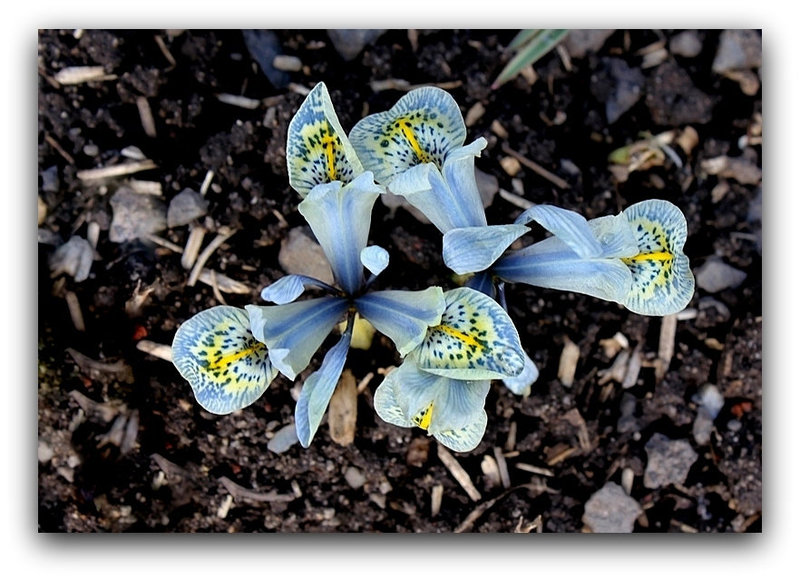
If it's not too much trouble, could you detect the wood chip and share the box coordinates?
[218,476,297,503]
[136,96,157,138]
[490,120,509,139]
[64,291,85,332]
[545,443,577,466]
[515,463,554,477]
[77,160,157,182]
[465,101,485,127]
[38,196,48,225]
[437,444,481,502]
[197,269,250,294]
[621,343,642,388]
[216,93,261,109]
[562,409,592,452]
[498,188,534,210]
[181,224,206,270]
[200,170,214,196]
[128,179,163,196]
[481,455,501,488]
[327,370,357,446]
[501,143,568,189]
[557,336,580,387]
[187,228,236,287]
[504,421,517,452]
[599,331,629,358]
[54,66,117,85]
[272,55,302,71]
[431,484,443,518]
[499,156,522,176]
[136,340,172,362]
[153,34,176,68]
[655,313,677,382]
[44,133,76,165]
[493,446,511,489]
[598,350,629,385]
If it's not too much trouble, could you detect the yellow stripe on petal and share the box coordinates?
[622,200,695,316]
[414,287,524,380]
[349,87,466,186]
[412,402,435,431]
[287,83,364,197]
[172,306,277,414]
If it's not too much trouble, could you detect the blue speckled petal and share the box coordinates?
[442,224,529,275]
[621,200,695,316]
[349,86,466,186]
[298,172,383,295]
[501,350,539,396]
[286,82,364,197]
[354,287,445,356]
[413,287,525,380]
[245,297,348,381]
[433,411,488,453]
[172,306,276,414]
[294,325,352,447]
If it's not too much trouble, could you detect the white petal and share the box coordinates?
[260,274,333,305]
[360,245,390,277]
[442,224,529,275]
[502,351,539,396]
[514,204,603,259]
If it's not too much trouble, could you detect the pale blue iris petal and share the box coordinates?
[413,287,525,381]
[286,82,364,197]
[360,245,390,278]
[298,172,382,295]
[427,375,491,434]
[245,297,348,381]
[514,205,603,259]
[348,86,466,186]
[494,246,633,304]
[260,274,335,305]
[294,326,353,447]
[172,306,277,414]
[439,137,489,228]
[442,224,530,275]
[464,270,497,298]
[433,411,488,453]
[502,351,539,397]
[354,287,445,356]
[388,145,488,233]
[587,214,640,258]
[373,367,415,429]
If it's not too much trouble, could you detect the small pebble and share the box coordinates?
[167,188,209,228]
[670,31,703,58]
[49,236,94,282]
[109,186,167,243]
[644,433,698,489]
[582,482,642,533]
[695,258,747,293]
[344,466,366,489]
[327,29,385,61]
[272,55,303,72]
[267,423,299,454]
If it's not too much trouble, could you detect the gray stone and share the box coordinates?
[49,236,94,282]
[644,433,698,489]
[278,227,335,284]
[582,482,642,533]
[590,58,645,124]
[267,423,299,454]
[327,29,386,62]
[564,29,615,59]
[242,29,291,88]
[109,187,167,243]
[167,188,209,228]
[669,31,704,58]
[713,29,761,74]
[695,258,747,293]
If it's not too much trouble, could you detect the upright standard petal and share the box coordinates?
[493,243,633,304]
[294,324,353,447]
[171,306,276,414]
[442,223,530,275]
[413,287,525,380]
[354,287,445,356]
[245,297,348,381]
[375,357,490,437]
[621,200,695,316]
[349,86,466,186]
[501,351,539,397]
[388,140,489,233]
[286,82,364,197]
[298,172,383,295]
[514,204,604,259]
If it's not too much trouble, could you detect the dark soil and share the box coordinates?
[37,29,762,533]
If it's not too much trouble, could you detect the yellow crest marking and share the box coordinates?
[412,402,435,431]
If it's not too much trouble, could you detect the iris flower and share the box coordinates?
[374,286,526,452]
[245,83,448,447]
[492,200,695,316]
[349,87,538,394]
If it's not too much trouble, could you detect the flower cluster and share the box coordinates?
[171,82,695,453]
